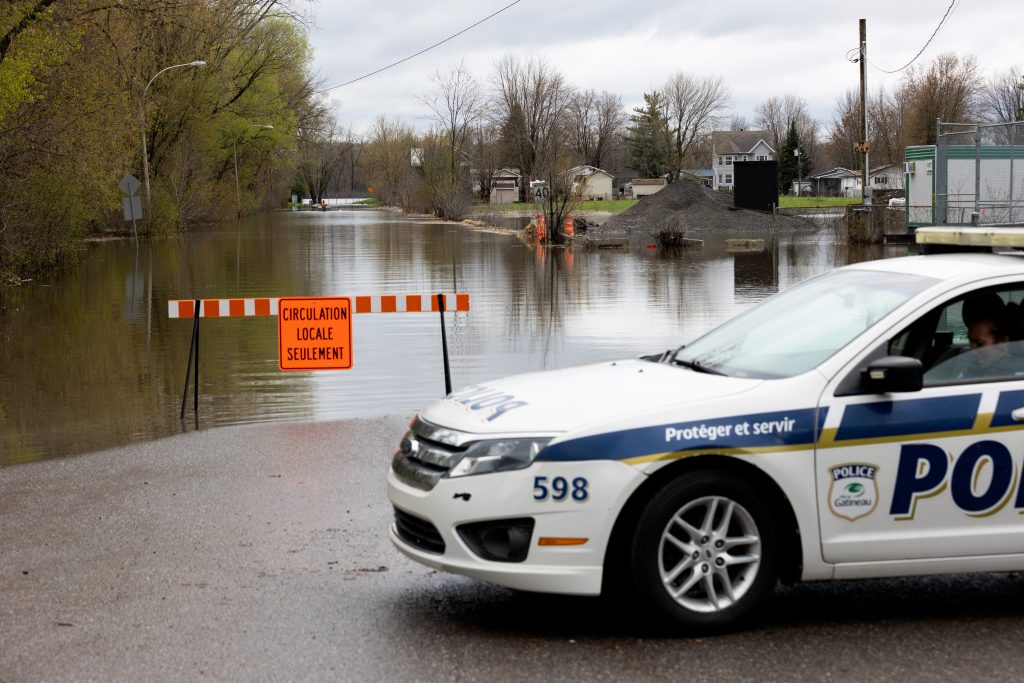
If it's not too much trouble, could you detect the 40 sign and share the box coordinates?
[278,297,352,371]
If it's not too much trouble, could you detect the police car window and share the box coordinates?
[920,285,1024,384]
[675,270,934,379]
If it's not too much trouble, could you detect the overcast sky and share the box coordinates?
[307,0,1020,136]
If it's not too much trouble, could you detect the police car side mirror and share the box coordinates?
[861,356,923,394]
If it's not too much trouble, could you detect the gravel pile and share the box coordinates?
[596,180,814,236]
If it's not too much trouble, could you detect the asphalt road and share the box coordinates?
[4,417,1024,682]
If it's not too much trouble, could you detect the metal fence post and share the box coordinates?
[1010,122,1016,225]
[935,119,948,225]
[975,123,982,220]
[180,298,200,420]
[437,293,452,396]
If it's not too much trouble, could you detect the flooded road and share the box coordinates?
[0,208,905,465]
[4,418,1023,682]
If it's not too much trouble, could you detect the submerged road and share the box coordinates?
[3,418,1024,681]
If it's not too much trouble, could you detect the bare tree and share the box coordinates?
[755,94,820,183]
[468,121,502,201]
[363,115,417,208]
[755,95,818,161]
[663,72,730,180]
[296,117,349,204]
[491,55,574,201]
[824,90,860,170]
[420,60,483,178]
[869,85,910,166]
[902,53,983,145]
[565,89,625,169]
[985,65,1024,123]
[729,114,748,131]
[565,89,597,165]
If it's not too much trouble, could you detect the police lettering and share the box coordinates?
[832,464,877,481]
[447,385,529,422]
[890,440,1017,517]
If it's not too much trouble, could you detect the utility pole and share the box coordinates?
[859,18,870,205]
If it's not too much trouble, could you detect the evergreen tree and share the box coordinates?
[626,92,669,178]
[779,120,811,194]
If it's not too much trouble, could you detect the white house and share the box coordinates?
[710,131,776,191]
[569,165,614,200]
[807,167,863,197]
[869,162,904,191]
[631,178,667,198]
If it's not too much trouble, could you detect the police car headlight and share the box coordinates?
[447,438,552,478]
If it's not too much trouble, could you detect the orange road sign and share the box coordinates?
[278,297,353,371]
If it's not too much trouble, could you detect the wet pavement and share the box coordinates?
[4,417,1024,682]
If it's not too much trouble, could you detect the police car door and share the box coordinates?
[816,279,1024,568]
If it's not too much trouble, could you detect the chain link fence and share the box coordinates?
[936,120,1024,226]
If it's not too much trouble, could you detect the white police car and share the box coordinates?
[388,243,1024,632]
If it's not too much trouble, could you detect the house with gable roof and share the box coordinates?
[568,164,615,200]
[710,130,776,191]
[806,167,862,197]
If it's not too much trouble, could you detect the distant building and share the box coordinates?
[869,162,904,190]
[806,167,862,197]
[569,165,614,199]
[711,131,776,191]
[489,169,522,204]
[631,178,667,198]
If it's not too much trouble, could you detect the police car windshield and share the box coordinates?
[674,269,936,379]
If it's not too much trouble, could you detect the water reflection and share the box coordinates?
[0,209,906,464]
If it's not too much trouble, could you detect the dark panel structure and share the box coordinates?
[734,161,779,211]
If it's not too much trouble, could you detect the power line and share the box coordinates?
[318,0,523,94]
[866,0,959,74]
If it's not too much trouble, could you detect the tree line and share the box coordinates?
[3,0,1023,279]
[350,52,1021,242]
[0,0,326,281]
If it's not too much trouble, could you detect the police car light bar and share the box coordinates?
[915,226,1024,249]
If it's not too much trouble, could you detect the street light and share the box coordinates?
[234,124,274,218]
[794,148,802,197]
[139,60,206,206]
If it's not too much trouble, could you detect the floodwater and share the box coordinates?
[0,208,906,465]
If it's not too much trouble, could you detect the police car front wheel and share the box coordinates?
[629,471,780,632]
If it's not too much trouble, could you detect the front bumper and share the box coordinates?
[387,461,645,596]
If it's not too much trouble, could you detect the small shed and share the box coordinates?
[489,169,522,204]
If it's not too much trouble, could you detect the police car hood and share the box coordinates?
[421,359,763,434]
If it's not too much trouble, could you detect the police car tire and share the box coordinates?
[628,471,780,633]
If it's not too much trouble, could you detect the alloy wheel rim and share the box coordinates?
[657,495,761,613]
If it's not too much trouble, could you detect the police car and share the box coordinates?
[388,233,1024,632]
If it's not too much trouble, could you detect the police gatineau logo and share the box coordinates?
[829,463,879,521]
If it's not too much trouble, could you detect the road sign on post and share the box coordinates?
[277,296,353,371]
[119,174,143,239]
[122,195,142,221]
[119,174,141,196]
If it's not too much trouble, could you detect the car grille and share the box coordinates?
[394,508,446,554]
[391,417,470,491]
